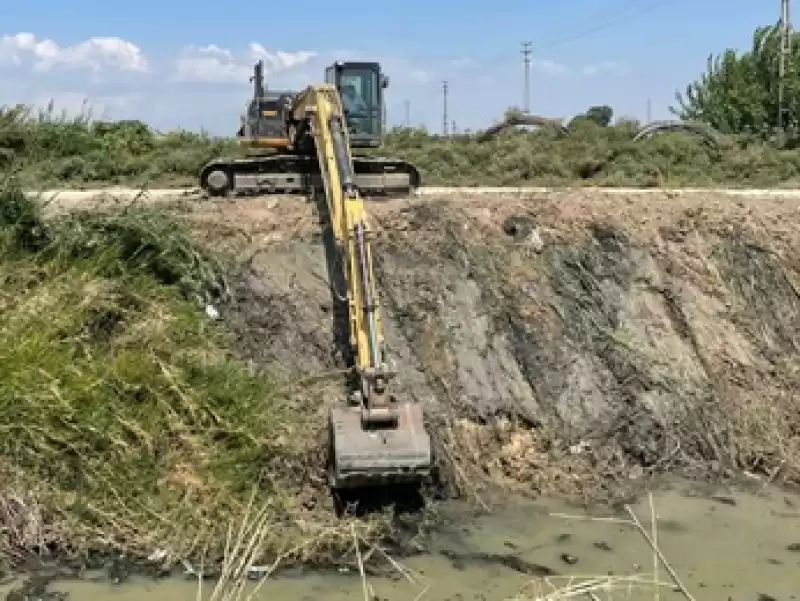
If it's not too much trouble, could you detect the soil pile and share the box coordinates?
[183,189,800,501]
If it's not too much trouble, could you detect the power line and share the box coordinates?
[442,80,449,135]
[372,0,667,71]
[522,41,532,113]
[532,0,664,52]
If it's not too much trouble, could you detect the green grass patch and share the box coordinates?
[7,103,800,189]
[0,184,376,570]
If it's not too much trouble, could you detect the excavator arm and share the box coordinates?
[290,85,432,490]
[299,85,392,411]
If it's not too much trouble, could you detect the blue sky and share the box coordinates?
[0,0,780,134]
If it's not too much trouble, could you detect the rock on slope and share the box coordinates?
[184,190,800,499]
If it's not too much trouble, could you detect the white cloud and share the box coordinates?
[449,57,475,68]
[0,33,147,72]
[581,61,630,76]
[248,44,316,71]
[532,58,569,76]
[408,69,432,83]
[172,44,245,83]
[172,43,316,83]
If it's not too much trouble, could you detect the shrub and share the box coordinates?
[0,182,370,568]
[7,104,800,189]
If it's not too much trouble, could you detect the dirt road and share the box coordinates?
[28,184,800,210]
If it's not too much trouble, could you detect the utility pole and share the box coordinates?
[522,41,532,113]
[442,80,449,135]
[403,99,410,126]
[779,0,792,131]
[646,98,652,123]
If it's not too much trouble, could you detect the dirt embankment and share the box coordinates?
[177,190,800,502]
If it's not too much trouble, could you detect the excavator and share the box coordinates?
[202,61,432,491]
[199,60,422,197]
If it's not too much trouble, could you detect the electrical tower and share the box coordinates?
[442,81,449,135]
[522,41,532,113]
[779,0,792,130]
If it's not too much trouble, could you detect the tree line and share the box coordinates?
[575,23,800,139]
[490,23,798,141]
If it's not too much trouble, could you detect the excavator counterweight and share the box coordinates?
[208,63,431,490]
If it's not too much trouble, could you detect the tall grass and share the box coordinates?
[0,183,379,570]
[6,101,800,188]
[0,103,238,188]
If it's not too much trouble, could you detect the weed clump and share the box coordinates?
[0,105,238,188]
[0,184,379,571]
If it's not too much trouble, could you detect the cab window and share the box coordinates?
[339,70,378,114]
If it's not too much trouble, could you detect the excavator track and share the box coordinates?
[200,154,422,197]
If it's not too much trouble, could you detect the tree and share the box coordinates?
[671,25,800,135]
[503,106,526,122]
[567,105,614,129]
[584,105,614,127]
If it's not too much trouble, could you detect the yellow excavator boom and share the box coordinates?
[302,85,387,388]
[291,84,432,490]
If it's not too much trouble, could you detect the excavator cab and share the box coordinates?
[325,61,388,148]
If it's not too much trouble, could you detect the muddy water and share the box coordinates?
[3,477,799,601]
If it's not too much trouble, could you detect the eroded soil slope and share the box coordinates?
[181,190,800,501]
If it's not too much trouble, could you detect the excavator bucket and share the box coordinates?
[327,401,432,489]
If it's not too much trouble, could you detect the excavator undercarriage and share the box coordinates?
[200,154,421,197]
[204,60,431,491]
